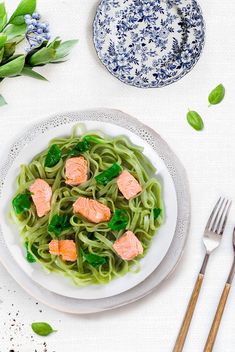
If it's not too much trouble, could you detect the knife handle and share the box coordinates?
[204,283,231,352]
[173,273,204,352]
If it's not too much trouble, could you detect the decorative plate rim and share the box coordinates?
[0,108,191,314]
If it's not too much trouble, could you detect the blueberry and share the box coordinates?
[32,12,40,20]
[39,22,47,30]
[44,33,51,40]
[25,18,32,25]
[36,36,43,44]
[37,28,43,34]
[24,14,31,20]
[30,19,37,26]
[27,24,35,32]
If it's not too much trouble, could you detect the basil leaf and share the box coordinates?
[81,249,106,268]
[0,2,7,32]
[0,33,7,49]
[0,93,7,106]
[25,242,36,263]
[208,84,225,106]
[28,47,56,66]
[0,55,25,77]
[31,322,57,336]
[21,66,48,81]
[4,23,27,41]
[12,192,31,214]
[108,209,128,231]
[95,163,122,186]
[48,214,71,236]
[9,0,36,25]
[45,144,61,167]
[68,139,90,157]
[51,39,78,62]
[153,208,162,220]
[186,110,204,131]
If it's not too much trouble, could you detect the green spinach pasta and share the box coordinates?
[11,125,163,286]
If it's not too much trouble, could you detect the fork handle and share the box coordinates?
[173,273,204,352]
[204,283,231,352]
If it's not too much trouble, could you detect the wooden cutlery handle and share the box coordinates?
[204,283,231,352]
[173,273,204,352]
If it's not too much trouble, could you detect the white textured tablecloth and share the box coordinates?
[1,0,235,351]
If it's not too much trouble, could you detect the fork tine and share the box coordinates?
[205,197,222,231]
[217,200,232,235]
[211,198,227,233]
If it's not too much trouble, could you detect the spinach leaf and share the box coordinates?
[208,84,225,106]
[187,110,204,131]
[81,248,106,268]
[12,192,31,214]
[153,208,162,220]
[9,0,36,25]
[108,209,128,231]
[48,214,71,236]
[25,242,36,263]
[95,163,122,186]
[44,144,61,168]
[68,138,90,157]
[31,322,57,336]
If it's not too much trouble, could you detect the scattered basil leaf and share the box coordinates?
[0,55,25,77]
[68,139,90,157]
[51,39,78,62]
[81,248,106,268]
[0,94,7,106]
[9,0,36,25]
[153,208,162,220]
[186,110,204,131]
[28,46,56,66]
[48,214,71,236]
[95,163,122,186]
[31,322,57,336]
[12,192,31,214]
[108,209,128,231]
[21,66,48,81]
[25,242,36,263]
[0,33,7,50]
[208,84,225,106]
[4,23,27,41]
[44,144,61,168]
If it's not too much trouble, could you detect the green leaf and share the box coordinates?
[153,208,162,220]
[12,192,31,214]
[4,23,27,41]
[51,39,78,62]
[0,2,7,31]
[21,66,48,81]
[45,144,61,167]
[95,163,122,186]
[186,110,204,131]
[48,214,71,236]
[81,249,106,268]
[208,84,225,106]
[108,209,128,231]
[84,135,105,144]
[0,94,7,106]
[48,37,61,50]
[29,46,56,66]
[31,322,57,336]
[2,42,16,62]
[0,33,7,49]
[9,0,36,25]
[68,138,90,157]
[0,55,25,77]
[25,242,36,263]
[0,47,4,63]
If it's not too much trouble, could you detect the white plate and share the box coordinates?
[0,117,177,300]
[0,109,190,312]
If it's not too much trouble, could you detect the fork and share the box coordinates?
[204,226,235,351]
[173,197,232,352]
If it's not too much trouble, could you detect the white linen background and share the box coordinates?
[0,0,235,351]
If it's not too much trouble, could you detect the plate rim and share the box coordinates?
[93,0,206,89]
[0,108,191,314]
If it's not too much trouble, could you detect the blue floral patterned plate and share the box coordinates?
[93,0,205,88]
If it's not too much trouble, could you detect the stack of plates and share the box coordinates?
[0,109,190,313]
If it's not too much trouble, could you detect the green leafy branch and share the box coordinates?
[0,0,78,106]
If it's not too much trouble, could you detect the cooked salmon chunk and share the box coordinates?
[29,179,52,217]
[117,170,142,200]
[49,239,77,262]
[113,230,143,260]
[65,156,87,186]
[73,196,111,223]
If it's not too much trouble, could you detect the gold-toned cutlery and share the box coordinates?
[204,226,235,352]
[173,198,232,352]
